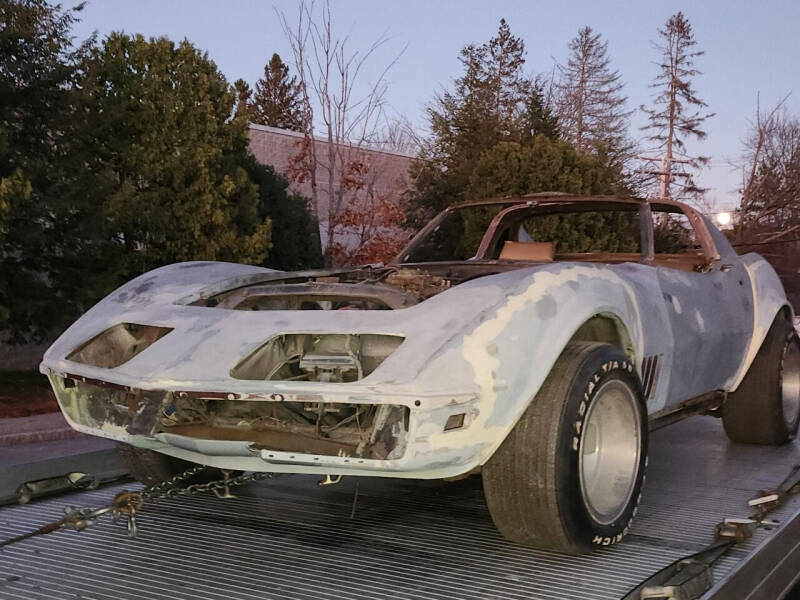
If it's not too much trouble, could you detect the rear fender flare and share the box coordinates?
[727,255,793,391]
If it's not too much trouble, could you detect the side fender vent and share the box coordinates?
[641,354,662,400]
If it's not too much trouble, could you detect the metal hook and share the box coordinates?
[126,514,138,538]
[212,469,238,499]
[318,474,343,486]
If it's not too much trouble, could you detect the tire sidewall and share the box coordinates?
[557,346,648,550]
[780,330,800,439]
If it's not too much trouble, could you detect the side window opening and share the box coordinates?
[651,208,706,271]
[653,211,701,253]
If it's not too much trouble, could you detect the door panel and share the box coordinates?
[657,260,753,406]
[649,206,753,407]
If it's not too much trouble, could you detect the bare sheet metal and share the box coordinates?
[1,416,799,600]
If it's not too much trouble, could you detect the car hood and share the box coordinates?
[40,261,534,394]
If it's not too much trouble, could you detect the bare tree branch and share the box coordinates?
[278,0,404,263]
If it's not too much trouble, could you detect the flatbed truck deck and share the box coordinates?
[1,416,799,600]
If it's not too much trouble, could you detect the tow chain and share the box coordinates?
[0,467,276,548]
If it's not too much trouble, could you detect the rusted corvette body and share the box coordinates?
[41,195,791,479]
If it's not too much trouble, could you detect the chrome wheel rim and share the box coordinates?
[578,379,642,525]
[782,337,800,429]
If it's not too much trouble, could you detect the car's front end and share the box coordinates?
[41,260,518,480]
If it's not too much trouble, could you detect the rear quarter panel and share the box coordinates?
[726,253,793,391]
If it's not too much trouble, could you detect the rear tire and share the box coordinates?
[482,342,647,553]
[723,314,800,445]
[117,443,206,486]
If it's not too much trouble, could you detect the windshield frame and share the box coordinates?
[393,200,518,264]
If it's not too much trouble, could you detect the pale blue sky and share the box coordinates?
[71,0,800,209]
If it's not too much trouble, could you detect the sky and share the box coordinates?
[70,0,800,211]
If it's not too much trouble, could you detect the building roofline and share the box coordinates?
[247,123,418,160]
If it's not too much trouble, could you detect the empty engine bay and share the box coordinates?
[195,268,453,311]
[231,333,404,382]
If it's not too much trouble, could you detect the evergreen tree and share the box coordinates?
[233,78,255,120]
[555,27,631,157]
[523,79,559,141]
[1,6,321,341]
[411,19,533,220]
[251,53,303,131]
[0,0,94,340]
[241,154,323,271]
[0,126,31,248]
[466,138,634,253]
[466,138,623,201]
[641,12,713,198]
[82,33,272,272]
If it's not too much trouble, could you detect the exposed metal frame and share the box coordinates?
[648,391,724,431]
[474,198,645,260]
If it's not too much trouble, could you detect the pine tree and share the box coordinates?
[523,79,559,141]
[555,27,631,158]
[485,19,530,133]
[233,78,254,120]
[251,53,303,131]
[82,34,272,271]
[640,12,714,198]
[411,19,533,219]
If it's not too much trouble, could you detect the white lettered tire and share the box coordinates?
[482,342,648,553]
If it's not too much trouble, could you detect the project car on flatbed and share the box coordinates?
[41,194,800,553]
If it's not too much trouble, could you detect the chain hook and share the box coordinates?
[112,491,144,538]
[318,474,343,486]
[0,466,278,548]
[212,470,238,499]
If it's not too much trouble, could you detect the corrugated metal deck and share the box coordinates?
[1,416,799,600]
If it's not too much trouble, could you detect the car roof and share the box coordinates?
[449,193,697,214]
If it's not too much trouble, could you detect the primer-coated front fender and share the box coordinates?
[406,263,647,473]
[41,261,280,368]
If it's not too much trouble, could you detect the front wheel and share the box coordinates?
[482,342,648,553]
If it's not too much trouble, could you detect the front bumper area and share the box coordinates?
[46,372,485,480]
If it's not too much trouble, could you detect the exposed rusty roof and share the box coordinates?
[449,192,697,214]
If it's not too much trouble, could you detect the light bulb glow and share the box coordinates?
[716,212,732,226]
